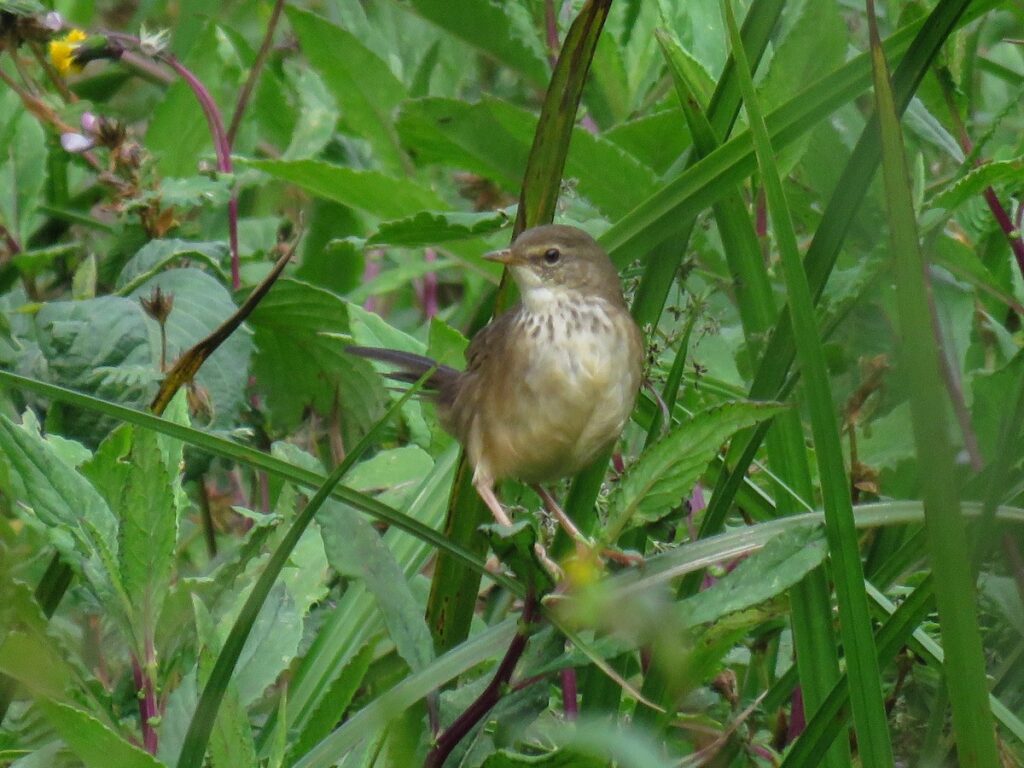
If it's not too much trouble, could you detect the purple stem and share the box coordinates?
[107,32,241,288]
[560,666,578,720]
[424,596,537,768]
[131,655,159,754]
[786,686,805,744]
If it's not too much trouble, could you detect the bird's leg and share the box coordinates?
[533,485,588,543]
[534,485,643,568]
[473,475,562,580]
[473,474,514,527]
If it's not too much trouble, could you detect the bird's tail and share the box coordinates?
[346,346,459,395]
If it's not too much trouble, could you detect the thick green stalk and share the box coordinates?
[722,2,894,765]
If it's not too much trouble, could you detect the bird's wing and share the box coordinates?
[464,306,521,374]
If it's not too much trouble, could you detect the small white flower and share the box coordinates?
[138,24,170,57]
[61,132,95,153]
[42,12,65,32]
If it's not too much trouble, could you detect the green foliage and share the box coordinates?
[0,1,1022,767]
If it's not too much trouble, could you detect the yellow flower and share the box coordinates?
[48,29,88,76]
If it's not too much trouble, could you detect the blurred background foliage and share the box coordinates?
[0,0,1022,766]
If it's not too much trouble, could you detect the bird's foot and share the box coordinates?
[534,485,644,573]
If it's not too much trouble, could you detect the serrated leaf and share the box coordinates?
[34,296,160,441]
[37,700,164,768]
[118,426,177,639]
[929,157,1024,211]
[366,209,513,248]
[247,278,385,433]
[228,582,303,707]
[130,267,252,428]
[605,401,785,539]
[346,252,457,304]
[683,525,827,625]
[288,640,375,763]
[0,415,130,624]
[320,501,435,675]
[239,158,444,219]
[401,0,549,86]
[287,6,407,170]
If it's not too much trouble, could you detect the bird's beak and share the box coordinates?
[483,248,514,265]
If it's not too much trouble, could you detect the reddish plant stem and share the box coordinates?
[941,83,1024,295]
[107,33,241,288]
[424,596,538,768]
[560,666,578,720]
[131,655,159,754]
[227,0,286,147]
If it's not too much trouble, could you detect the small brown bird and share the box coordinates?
[350,224,643,557]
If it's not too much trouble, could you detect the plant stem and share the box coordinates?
[423,596,537,768]
[227,0,286,148]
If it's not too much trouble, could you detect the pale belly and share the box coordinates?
[470,303,641,484]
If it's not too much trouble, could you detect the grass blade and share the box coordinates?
[721,1,894,764]
[865,3,1000,765]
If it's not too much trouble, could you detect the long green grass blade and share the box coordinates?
[721,2,894,764]
[865,4,1000,765]
[700,0,981,544]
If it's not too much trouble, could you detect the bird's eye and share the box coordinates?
[543,248,561,265]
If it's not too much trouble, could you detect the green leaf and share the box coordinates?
[130,267,252,428]
[117,426,178,641]
[346,301,431,447]
[483,521,554,595]
[116,240,229,295]
[0,109,46,246]
[34,296,160,440]
[286,6,407,170]
[0,414,130,623]
[239,158,444,219]
[605,401,784,539]
[397,96,658,217]
[929,157,1024,211]
[229,581,303,707]
[366,209,513,248]
[281,62,339,161]
[320,500,435,674]
[346,253,458,304]
[401,0,549,86]
[287,641,376,763]
[247,278,385,433]
[37,700,164,768]
[683,526,827,625]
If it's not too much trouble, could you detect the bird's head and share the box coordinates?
[484,224,625,310]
